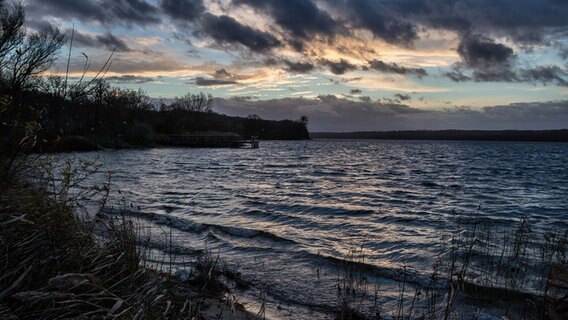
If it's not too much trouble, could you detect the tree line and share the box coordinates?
[0,1,309,153]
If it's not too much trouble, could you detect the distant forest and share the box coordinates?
[312,130,568,142]
[0,2,308,153]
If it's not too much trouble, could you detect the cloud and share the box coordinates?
[212,68,229,77]
[214,96,568,131]
[160,0,204,21]
[520,65,568,86]
[345,75,449,93]
[447,37,568,85]
[340,0,417,45]
[194,77,240,86]
[394,93,411,101]
[283,60,316,73]
[446,65,568,85]
[199,13,281,52]
[457,35,515,69]
[62,51,190,75]
[28,0,160,26]
[321,59,358,75]
[26,0,568,88]
[350,89,362,94]
[367,59,428,77]
[383,0,568,46]
[70,30,131,52]
[105,74,155,83]
[234,0,339,50]
[444,34,567,85]
[445,69,471,82]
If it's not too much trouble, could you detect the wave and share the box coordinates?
[292,250,440,289]
[102,208,298,246]
[252,202,376,217]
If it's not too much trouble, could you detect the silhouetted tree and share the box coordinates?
[0,1,24,75]
[0,1,64,93]
[40,75,65,98]
[120,88,152,110]
[172,92,213,112]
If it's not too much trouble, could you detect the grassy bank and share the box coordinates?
[0,167,255,319]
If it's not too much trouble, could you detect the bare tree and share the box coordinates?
[0,1,24,73]
[40,75,66,98]
[90,79,111,106]
[172,92,213,112]
[0,1,64,92]
[120,88,152,110]
[8,24,64,91]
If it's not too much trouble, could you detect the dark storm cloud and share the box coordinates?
[350,89,362,94]
[160,0,204,21]
[443,34,566,84]
[105,75,155,83]
[339,0,418,45]
[348,0,417,44]
[214,97,568,131]
[321,59,358,75]
[283,60,316,73]
[384,0,568,45]
[199,14,281,53]
[457,35,515,69]
[367,59,428,77]
[234,0,339,42]
[28,0,160,26]
[194,77,240,86]
[108,0,160,24]
[70,30,131,52]
[28,0,105,22]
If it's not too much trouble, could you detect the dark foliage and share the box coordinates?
[0,81,309,153]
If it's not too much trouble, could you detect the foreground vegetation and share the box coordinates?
[334,213,568,320]
[0,182,253,319]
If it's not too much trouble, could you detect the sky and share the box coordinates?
[24,0,568,131]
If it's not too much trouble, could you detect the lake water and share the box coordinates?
[65,140,568,319]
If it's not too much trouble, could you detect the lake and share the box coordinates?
[61,140,568,319]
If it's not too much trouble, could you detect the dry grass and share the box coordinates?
[0,180,253,320]
[333,213,568,320]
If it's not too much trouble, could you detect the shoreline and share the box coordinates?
[0,182,257,319]
[32,134,311,153]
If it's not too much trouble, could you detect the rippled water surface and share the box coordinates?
[68,140,568,318]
